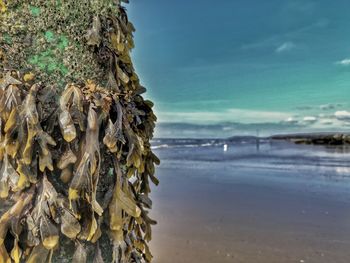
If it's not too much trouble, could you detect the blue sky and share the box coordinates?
[128,0,350,137]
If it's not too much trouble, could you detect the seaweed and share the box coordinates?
[0,1,159,262]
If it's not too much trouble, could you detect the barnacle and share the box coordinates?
[0,1,159,262]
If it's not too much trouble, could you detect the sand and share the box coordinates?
[150,154,350,263]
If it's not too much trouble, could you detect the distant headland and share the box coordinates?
[270,133,350,145]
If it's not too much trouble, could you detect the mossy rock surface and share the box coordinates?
[0,0,125,90]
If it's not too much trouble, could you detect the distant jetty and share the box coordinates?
[270,133,350,145]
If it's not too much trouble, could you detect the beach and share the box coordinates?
[150,139,350,263]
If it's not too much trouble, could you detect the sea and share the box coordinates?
[151,137,350,188]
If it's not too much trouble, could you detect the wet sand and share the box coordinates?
[150,154,350,263]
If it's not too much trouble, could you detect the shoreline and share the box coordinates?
[153,132,350,146]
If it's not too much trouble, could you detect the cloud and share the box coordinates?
[275,42,295,53]
[284,117,299,124]
[155,112,350,138]
[320,104,336,110]
[153,102,350,138]
[241,19,328,51]
[319,120,333,125]
[318,113,336,119]
[303,116,317,124]
[226,109,291,122]
[335,111,350,121]
[295,105,313,110]
[155,121,304,138]
[157,108,292,124]
[336,59,350,66]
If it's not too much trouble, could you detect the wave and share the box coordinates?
[151,142,220,150]
[151,144,170,149]
[150,138,254,149]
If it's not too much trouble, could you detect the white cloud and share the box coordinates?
[226,109,291,122]
[336,59,350,66]
[335,110,350,121]
[275,42,295,53]
[157,108,292,124]
[303,116,317,123]
[284,117,298,124]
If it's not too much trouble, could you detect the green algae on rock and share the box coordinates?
[0,0,137,90]
[0,1,159,262]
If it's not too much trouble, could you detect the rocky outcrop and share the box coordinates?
[271,133,350,145]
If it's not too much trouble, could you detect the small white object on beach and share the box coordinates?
[300,260,305,263]
[223,144,228,152]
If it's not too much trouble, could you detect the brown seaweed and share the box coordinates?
[0,1,159,262]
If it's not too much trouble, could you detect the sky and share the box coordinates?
[128,0,350,137]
